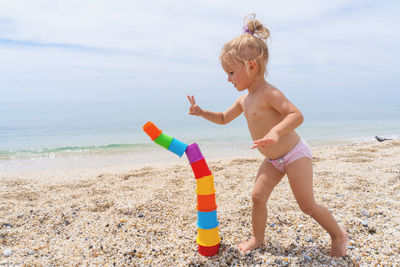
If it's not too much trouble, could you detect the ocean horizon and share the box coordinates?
[1,99,399,173]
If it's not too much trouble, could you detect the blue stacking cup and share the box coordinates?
[167,138,188,157]
[197,210,219,230]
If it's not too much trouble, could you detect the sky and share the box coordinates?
[0,0,399,106]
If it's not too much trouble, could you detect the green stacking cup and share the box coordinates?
[154,132,173,149]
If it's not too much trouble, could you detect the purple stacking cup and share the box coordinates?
[185,143,204,164]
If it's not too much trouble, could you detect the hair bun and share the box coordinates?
[244,13,270,40]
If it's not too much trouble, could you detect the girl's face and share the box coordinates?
[223,61,252,91]
[221,57,257,92]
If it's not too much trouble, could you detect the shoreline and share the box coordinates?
[1,140,399,265]
[1,137,397,180]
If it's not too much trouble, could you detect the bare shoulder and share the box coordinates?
[262,82,284,98]
[236,93,248,107]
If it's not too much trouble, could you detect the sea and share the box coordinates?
[1,99,399,173]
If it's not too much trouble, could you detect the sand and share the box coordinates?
[1,141,399,266]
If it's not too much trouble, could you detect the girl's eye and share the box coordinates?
[229,72,234,75]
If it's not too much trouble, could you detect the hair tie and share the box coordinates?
[242,25,254,35]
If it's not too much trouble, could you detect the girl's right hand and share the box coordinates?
[187,95,203,116]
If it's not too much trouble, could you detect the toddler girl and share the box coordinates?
[187,14,347,256]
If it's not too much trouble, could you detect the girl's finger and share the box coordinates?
[187,95,193,105]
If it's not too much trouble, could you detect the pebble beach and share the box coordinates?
[1,140,400,266]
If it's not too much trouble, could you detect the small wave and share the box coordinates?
[0,143,152,160]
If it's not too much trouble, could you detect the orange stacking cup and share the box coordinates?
[142,121,162,140]
[190,158,212,179]
[197,193,217,212]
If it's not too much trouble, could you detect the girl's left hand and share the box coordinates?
[251,132,279,149]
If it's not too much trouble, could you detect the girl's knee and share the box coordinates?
[299,202,318,216]
[251,191,267,205]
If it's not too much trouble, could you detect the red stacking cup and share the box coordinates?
[190,158,211,179]
[198,243,220,257]
[197,193,217,212]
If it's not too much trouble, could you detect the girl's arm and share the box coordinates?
[187,95,244,125]
[268,89,304,136]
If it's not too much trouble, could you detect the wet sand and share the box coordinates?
[1,141,399,266]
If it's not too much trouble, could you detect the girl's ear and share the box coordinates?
[248,60,258,72]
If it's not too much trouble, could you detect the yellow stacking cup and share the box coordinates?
[196,175,215,195]
[196,227,221,247]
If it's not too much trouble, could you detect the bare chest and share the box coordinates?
[243,98,277,124]
[242,96,284,140]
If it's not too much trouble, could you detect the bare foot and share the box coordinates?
[238,237,265,253]
[330,230,348,257]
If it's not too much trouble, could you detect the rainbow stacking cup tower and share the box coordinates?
[186,143,220,256]
[142,121,220,257]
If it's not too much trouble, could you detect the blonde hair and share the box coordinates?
[220,14,270,76]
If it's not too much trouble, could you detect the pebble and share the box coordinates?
[361,209,370,217]
[3,249,12,257]
[362,219,369,227]
[305,236,314,243]
[304,255,312,261]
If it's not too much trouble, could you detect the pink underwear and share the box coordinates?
[268,139,312,173]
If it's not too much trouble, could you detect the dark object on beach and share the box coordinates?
[375,136,393,142]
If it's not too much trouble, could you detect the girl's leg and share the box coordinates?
[238,158,285,253]
[286,157,347,257]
